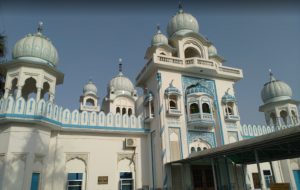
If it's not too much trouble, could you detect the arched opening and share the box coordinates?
[184,47,201,58]
[128,108,132,116]
[270,112,277,126]
[191,147,195,153]
[116,107,120,113]
[202,103,211,113]
[10,78,18,97]
[160,52,166,55]
[190,103,199,114]
[225,106,233,115]
[169,100,177,110]
[41,82,50,101]
[85,98,95,106]
[203,147,207,150]
[291,110,298,125]
[122,108,126,115]
[66,158,86,190]
[197,147,201,152]
[22,77,37,100]
[280,110,288,125]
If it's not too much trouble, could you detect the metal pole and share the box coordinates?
[224,156,232,190]
[234,163,240,190]
[241,164,247,190]
[211,159,218,190]
[269,161,276,183]
[254,150,264,190]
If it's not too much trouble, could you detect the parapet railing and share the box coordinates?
[240,124,298,138]
[0,96,145,131]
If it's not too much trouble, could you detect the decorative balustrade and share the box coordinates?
[219,66,241,74]
[157,55,183,65]
[240,124,296,138]
[0,96,145,131]
[188,113,215,128]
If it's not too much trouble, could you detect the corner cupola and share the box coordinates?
[12,22,58,67]
[80,79,100,112]
[151,25,168,46]
[261,70,292,104]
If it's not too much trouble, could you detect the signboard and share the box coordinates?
[98,176,108,184]
[270,183,290,190]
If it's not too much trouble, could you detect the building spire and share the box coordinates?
[118,58,123,75]
[178,1,183,13]
[156,24,161,34]
[37,21,43,33]
[269,69,276,82]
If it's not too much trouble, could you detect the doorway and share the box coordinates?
[192,165,215,190]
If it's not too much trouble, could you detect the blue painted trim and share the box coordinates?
[0,114,150,133]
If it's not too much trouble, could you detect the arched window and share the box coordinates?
[128,108,132,116]
[191,147,195,153]
[280,110,288,125]
[203,147,207,150]
[150,102,154,116]
[184,47,201,58]
[85,98,95,106]
[122,108,126,115]
[202,103,210,113]
[197,147,201,152]
[41,82,50,101]
[169,100,177,110]
[225,106,233,115]
[160,52,166,55]
[116,107,120,113]
[22,77,37,100]
[190,103,199,114]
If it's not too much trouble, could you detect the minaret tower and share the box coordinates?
[0,22,64,102]
[259,70,299,126]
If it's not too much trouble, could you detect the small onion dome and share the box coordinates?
[208,45,217,56]
[144,91,154,105]
[261,71,292,104]
[222,92,236,104]
[165,82,181,96]
[186,83,212,96]
[167,4,199,37]
[83,79,97,96]
[12,22,58,67]
[151,25,168,46]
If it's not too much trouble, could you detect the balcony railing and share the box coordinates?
[225,115,240,122]
[187,113,215,128]
[166,109,182,117]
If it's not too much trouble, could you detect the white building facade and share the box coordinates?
[0,6,299,190]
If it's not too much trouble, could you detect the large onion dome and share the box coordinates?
[83,79,98,96]
[12,22,58,67]
[261,71,292,104]
[151,25,168,46]
[167,4,199,37]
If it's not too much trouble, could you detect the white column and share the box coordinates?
[16,85,22,99]
[36,87,42,102]
[3,87,10,98]
[49,93,55,102]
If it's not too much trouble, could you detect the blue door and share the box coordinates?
[30,173,40,190]
[293,170,300,190]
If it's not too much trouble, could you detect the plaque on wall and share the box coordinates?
[98,176,108,184]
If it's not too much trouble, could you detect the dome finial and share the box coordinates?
[178,1,183,13]
[269,69,276,81]
[37,21,43,33]
[118,58,123,75]
[156,24,161,34]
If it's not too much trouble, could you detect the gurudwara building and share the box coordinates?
[0,5,299,190]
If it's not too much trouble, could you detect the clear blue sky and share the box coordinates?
[1,1,299,124]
